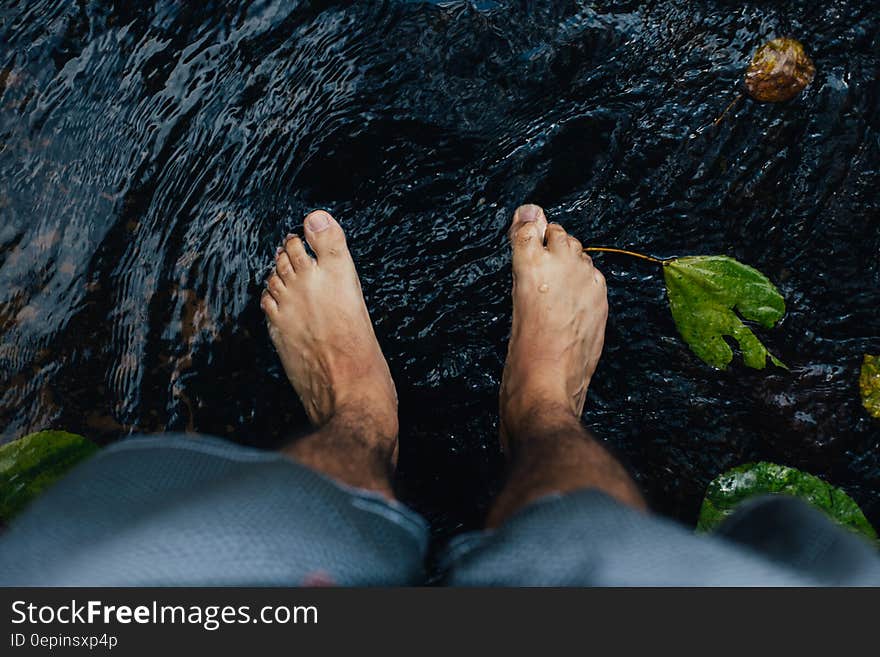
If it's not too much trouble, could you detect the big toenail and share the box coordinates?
[307,213,331,232]
[517,205,540,223]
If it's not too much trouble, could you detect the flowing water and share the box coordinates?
[1,0,879,543]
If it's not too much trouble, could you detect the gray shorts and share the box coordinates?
[1,434,877,586]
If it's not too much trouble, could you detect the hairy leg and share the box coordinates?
[489,205,645,527]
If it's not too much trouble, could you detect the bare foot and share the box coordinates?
[499,204,608,449]
[261,211,398,458]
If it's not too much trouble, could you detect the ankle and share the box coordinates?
[500,394,581,449]
[330,397,399,446]
[285,410,399,496]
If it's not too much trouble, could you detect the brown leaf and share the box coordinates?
[745,37,815,103]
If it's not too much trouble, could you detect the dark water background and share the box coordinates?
[2,0,879,544]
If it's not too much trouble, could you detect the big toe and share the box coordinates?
[509,204,548,265]
[304,210,348,263]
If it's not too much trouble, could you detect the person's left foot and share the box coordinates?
[261,211,398,454]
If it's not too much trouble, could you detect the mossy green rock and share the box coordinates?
[860,354,880,419]
[698,462,877,543]
[0,430,98,522]
[663,255,786,370]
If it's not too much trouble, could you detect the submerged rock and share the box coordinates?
[745,37,815,102]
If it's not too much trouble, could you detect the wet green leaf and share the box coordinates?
[0,430,98,522]
[697,462,877,543]
[662,255,786,370]
[745,37,815,103]
[860,354,880,419]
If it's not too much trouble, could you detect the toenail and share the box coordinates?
[276,246,284,255]
[285,233,295,241]
[517,205,540,223]
[307,212,331,232]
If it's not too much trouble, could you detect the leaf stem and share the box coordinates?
[713,92,745,126]
[583,247,667,265]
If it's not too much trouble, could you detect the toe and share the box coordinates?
[284,234,314,272]
[509,204,548,266]
[261,289,278,315]
[267,273,285,300]
[545,223,570,252]
[508,204,548,245]
[303,210,347,263]
[275,250,295,281]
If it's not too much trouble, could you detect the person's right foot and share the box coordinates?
[499,204,609,448]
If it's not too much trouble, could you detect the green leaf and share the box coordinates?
[0,430,98,522]
[662,255,787,370]
[860,354,880,419]
[697,462,877,543]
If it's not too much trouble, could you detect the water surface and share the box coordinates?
[1,0,878,542]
